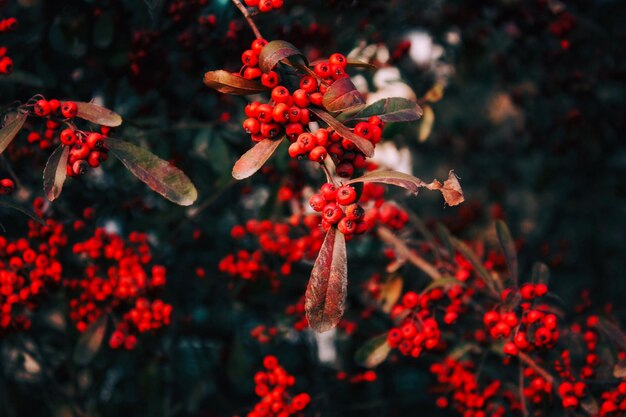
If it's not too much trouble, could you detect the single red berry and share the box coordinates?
[85,132,104,149]
[258,0,273,12]
[336,185,357,205]
[309,194,326,212]
[337,217,356,234]
[243,67,262,79]
[354,122,372,139]
[288,142,304,159]
[308,145,327,162]
[60,129,77,145]
[323,203,343,224]
[0,178,15,195]
[345,203,364,220]
[256,104,273,123]
[300,76,318,93]
[0,56,13,74]
[87,151,102,167]
[241,49,258,67]
[61,102,78,118]
[321,183,337,201]
[261,71,279,88]
[271,86,291,104]
[48,99,61,114]
[72,160,89,175]
[329,53,347,67]
[243,118,261,135]
[292,89,309,108]
[336,161,354,178]
[34,100,51,116]
[251,39,268,55]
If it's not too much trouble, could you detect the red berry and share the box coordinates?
[261,71,279,88]
[337,217,356,234]
[0,178,15,195]
[85,133,104,150]
[336,185,356,205]
[34,100,51,116]
[329,53,347,67]
[60,129,77,145]
[61,102,78,118]
[321,183,337,201]
[336,161,354,178]
[243,118,261,135]
[323,203,343,224]
[251,39,268,55]
[241,49,258,67]
[308,145,327,162]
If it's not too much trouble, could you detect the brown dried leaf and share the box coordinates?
[426,170,465,206]
[232,137,284,180]
[305,228,348,333]
[355,334,391,368]
[380,274,403,313]
[377,226,441,280]
[310,108,374,157]
[43,145,69,202]
[322,77,366,113]
[346,58,377,70]
[613,359,626,378]
[418,104,434,142]
[107,138,198,206]
[0,112,28,154]
[73,315,108,365]
[74,102,122,127]
[203,70,269,95]
[258,40,307,73]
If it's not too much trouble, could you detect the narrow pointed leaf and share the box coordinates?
[380,274,403,313]
[346,58,377,69]
[452,238,500,295]
[232,137,284,180]
[349,97,423,123]
[0,112,28,154]
[259,40,307,73]
[423,276,463,294]
[496,220,518,288]
[0,200,45,225]
[107,138,198,206]
[377,226,441,280]
[305,228,348,333]
[203,70,269,95]
[73,315,108,365]
[531,262,550,287]
[346,170,464,206]
[419,104,434,142]
[310,108,374,157]
[73,102,122,127]
[43,144,69,202]
[322,77,366,113]
[355,334,391,368]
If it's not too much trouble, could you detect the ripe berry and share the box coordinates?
[243,118,261,134]
[345,203,364,220]
[300,76,317,93]
[309,92,324,106]
[261,71,279,88]
[292,89,309,108]
[251,39,268,55]
[336,185,357,205]
[320,183,337,201]
[48,99,61,114]
[336,161,354,178]
[85,133,104,150]
[271,86,291,104]
[72,160,89,175]
[260,123,280,138]
[338,217,356,234]
[314,61,331,78]
[60,129,77,145]
[354,122,372,139]
[0,178,15,195]
[0,56,13,74]
[309,194,326,212]
[308,145,327,162]
[241,49,258,67]
[61,102,78,118]
[285,123,304,141]
[258,0,273,12]
[329,53,347,67]
[288,142,304,158]
[88,151,102,167]
[34,100,51,116]
[256,104,273,123]
[243,67,262,79]
[323,203,343,224]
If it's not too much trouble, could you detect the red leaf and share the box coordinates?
[349,97,423,123]
[232,137,284,180]
[309,108,374,157]
[305,227,348,333]
[106,138,198,206]
[0,112,28,154]
[43,144,69,202]
[322,77,365,113]
[258,40,307,73]
[73,102,122,127]
[347,169,464,206]
[203,70,269,95]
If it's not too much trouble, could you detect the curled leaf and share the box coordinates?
[496,220,518,288]
[0,200,45,225]
[0,112,28,154]
[418,105,434,142]
[203,70,269,95]
[322,77,366,113]
[305,227,348,333]
[43,145,70,202]
[377,226,441,280]
[106,138,198,206]
[346,170,464,206]
[73,315,108,365]
[73,102,122,127]
[349,97,423,123]
[310,108,374,157]
[259,40,307,73]
[355,334,391,368]
[232,137,284,180]
[380,274,403,313]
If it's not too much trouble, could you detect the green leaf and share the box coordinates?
[258,40,307,73]
[73,315,108,365]
[452,238,500,295]
[0,112,28,154]
[0,200,45,225]
[355,334,391,368]
[309,108,374,157]
[232,137,284,180]
[203,70,269,95]
[107,138,198,206]
[496,220,518,288]
[43,144,69,202]
[349,97,423,123]
[305,228,348,333]
[73,102,122,127]
[322,77,365,113]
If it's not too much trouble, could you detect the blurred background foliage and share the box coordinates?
[0,0,625,416]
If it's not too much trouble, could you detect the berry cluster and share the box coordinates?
[359,182,409,231]
[219,215,324,283]
[485,283,559,356]
[244,0,284,13]
[29,98,110,176]
[431,359,517,417]
[308,183,368,239]
[596,382,626,416]
[246,355,310,417]
[521,366,552,406]
[66,229,170,349]
[0,214,66,333]
[0,178,14,195]
[239,38,273,82]
[0,17,17,75]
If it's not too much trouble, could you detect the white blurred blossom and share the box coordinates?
[371,142,413,175]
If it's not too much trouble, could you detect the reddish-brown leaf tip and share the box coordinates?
[232,137,284,180]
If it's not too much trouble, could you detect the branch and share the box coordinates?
[230,0,263,39]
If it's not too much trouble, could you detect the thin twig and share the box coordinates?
[230,0,263,39]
